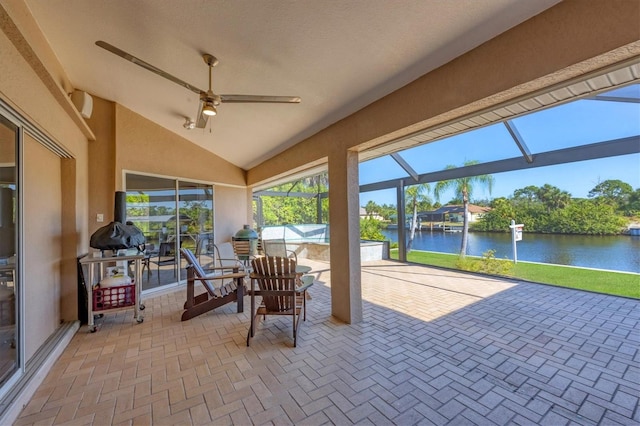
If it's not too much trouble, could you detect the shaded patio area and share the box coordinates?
[16,260,639,425]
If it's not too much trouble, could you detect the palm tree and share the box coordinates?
[364,200,378,218]
[434,161,494,256]
[537,184,571,213]
[405,183,430,252]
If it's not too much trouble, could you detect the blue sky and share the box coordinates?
[359,84,640,206]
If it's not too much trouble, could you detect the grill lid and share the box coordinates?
[90,221,145,251]
[89,191,145,251]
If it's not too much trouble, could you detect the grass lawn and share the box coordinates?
[391,249,639,299]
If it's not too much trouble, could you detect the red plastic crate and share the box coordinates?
[93,283,136,311]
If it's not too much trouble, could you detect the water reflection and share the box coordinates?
[383,230,640,273]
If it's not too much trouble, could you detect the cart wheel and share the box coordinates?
[139,304,145,311]
[136,317,144,324]
[89,325,97,333]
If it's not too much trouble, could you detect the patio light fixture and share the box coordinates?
[183,118,196,129]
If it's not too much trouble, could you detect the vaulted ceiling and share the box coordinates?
[24,0,560,170]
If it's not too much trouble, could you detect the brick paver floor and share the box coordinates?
[15,260,639,425]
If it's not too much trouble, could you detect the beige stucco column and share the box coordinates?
[328,147,362,324]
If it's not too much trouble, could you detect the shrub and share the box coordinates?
[456,249,514,276]
[360,217,386,241]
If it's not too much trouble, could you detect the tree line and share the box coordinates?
[473,180,637,235]
[256,170,638,252]
[362,179,639,237]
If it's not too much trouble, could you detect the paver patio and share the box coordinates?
[15,260,639,425]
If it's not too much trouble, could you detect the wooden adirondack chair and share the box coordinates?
[246,256,313,347]
[180,248,246,321]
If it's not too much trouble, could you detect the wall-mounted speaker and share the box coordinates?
[71,90,93,119]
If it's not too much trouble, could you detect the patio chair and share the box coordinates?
[149,242,180,282]
[0,265,15,328]
[194,232,215,264]
[246,256,313,347]
[141,243,154,279]
[231,238,260,269]
[213,242,245,271]
[180,248,246,321]
[262,238,297,263]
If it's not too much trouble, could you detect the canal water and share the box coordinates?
[381,230,640,273]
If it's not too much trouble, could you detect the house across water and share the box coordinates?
[417,204,491,231]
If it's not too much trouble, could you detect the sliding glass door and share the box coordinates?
[178,181,214,275]
[0,115,18,387]
[125,173,214,291]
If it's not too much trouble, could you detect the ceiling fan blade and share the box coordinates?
[96,40,205,96]
[220,95,301,103]
[195,101,209,129]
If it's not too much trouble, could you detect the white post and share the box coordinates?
[509,220,524,264]
[511,220,517,263]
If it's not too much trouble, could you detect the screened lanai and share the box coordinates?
[255,66,640,265]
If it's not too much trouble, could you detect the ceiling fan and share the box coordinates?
[95,40,301,129]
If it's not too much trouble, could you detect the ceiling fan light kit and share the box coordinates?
[95,41,300,129]
[202,102,217,116]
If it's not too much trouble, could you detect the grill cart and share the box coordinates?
[80,252,145,332]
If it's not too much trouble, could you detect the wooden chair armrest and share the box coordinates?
[214,272,247,280]
[188,272,246,282]
[201,265,241,273]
